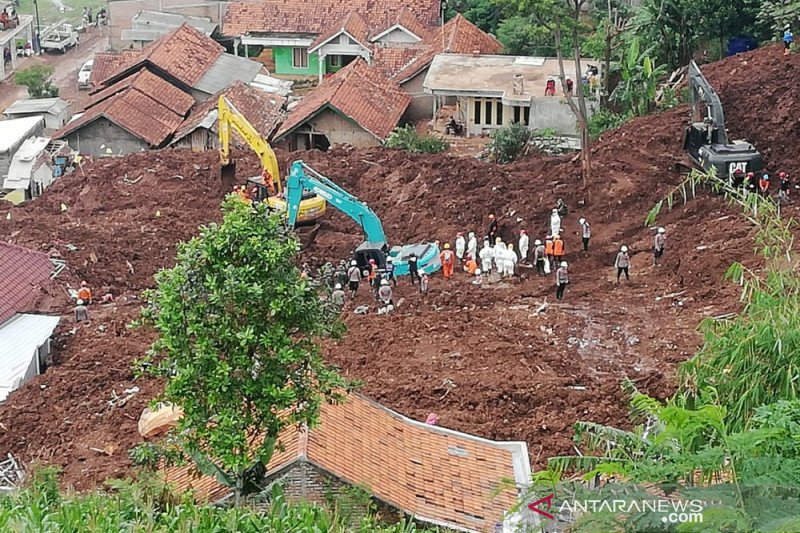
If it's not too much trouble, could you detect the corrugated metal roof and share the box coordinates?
[0,313,60,402]
[120,29,169,42]
[3,137,50,189]
[194,54,262,95]
[0,117,45,153]
[132,10,217,35]
[4,98,68,116]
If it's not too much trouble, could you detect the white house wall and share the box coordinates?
[400,69,433,122]
[375,28,419,45]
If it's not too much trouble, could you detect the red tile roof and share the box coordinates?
[223,0,440,39]
[393,14,502,82]
[0,242,54,325]
[275,59,410,141]
[309,11,371,51]
[172,81,286,143]
[100,23,224,88]
[88,52,130,89]
[55,73,192,146]
[372,44,428,78]
[377,7,432,41]
[163,393,528,531]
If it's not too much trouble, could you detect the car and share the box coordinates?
[77,58,93,89]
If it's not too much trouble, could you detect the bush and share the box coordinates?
[487,122,532,163]
[587,109,629,139]
[14,64,58,98]
[384,125,449,154]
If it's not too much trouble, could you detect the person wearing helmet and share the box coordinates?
[463,254,478,275]
[346,259,361,299]
[494,238,507,275]
[472,268,483,285]
[518,229,530,263]
[383,256,396,286]
[78,280,93,304]
[579,218,591,252]
[784,26,794,56]
[745,172,756,194]
[479,239,494,278]
[555,261,569,300]
[615,245,631,283]
[466,231,478,261]
[331,283,346,309]
[420,271,430,295]
[653,228,667,265]
[455,232,466,264]
[545,235,555,267]
[377,278,393,308]
[503,243,518,278]
[367,258,380,299]
[550,208,561,237]
[533,239,546,276]
[487,213,499,243]
[75,299,89,322]
[440,242,456,279]
[408,253,420,285]
[779,172,791,204]
[553,234,565,265]
[731,168,745,190]
[759,172,770,197]
[335,259,348,287]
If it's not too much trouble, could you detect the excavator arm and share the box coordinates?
[687,60,728,145]
[285,160,387,245]
[217,95,281,192]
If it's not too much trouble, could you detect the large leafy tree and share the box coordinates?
[139,197,349,502]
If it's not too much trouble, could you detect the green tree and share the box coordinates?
[610,37,668,116]
[446,0,504,34]
[384,125,448,154]
[14,64,58,98]
[496,15,556,55]
[488,122,532,163]
[138,197,349,503]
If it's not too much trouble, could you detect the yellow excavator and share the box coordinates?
[217,96,326,223]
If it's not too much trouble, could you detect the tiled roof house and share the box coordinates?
[273,59,411,149]
[223,0,442,79]
[163,393,531,532]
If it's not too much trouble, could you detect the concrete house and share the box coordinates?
[120,10,218,48]
[273,59,410,150]
[0,242,60,402]
[164,393,531,533]
[222,0,441,80]
[3,98,71,130]
[0,116,45,181]
[423,54,601,139]
[2,136,56,202]
[170,81,286,151]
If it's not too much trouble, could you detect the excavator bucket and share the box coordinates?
[220,160,236,184]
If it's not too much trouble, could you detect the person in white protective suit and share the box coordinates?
[466,231,477,261]
[494,237,507,274]
[455,232,466,263]
[550,208,561,237]
[518,229,529,263]
[479,240,493,278]
[504,243,518,277]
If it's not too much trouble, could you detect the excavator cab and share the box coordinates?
[355,242,388,271]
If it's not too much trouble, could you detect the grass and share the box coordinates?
[14,0,100,29]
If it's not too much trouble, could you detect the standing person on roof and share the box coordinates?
[347,260,361,299]
[654,228,667,265]
[455,232,466,264]
[487,214,499,243]
[579,218,591,252]
[408,253,420,285]
[440,243,456,279]
[533,239,546,276]
[553,234,565,267]
[785,26,794,55]
[615,245,631,283]
[518,230,529,264]
[550,209,561,237]
[479,239,493,278]
[466,231,478,261]
[555,262,569,300]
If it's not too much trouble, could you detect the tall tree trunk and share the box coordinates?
[603,0,613,99]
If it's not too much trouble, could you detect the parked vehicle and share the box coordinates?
[41,23,78,53]
[77,58,93,89]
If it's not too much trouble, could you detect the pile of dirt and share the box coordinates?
[0,46,786,489]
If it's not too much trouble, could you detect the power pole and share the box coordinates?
[32,0,42,54]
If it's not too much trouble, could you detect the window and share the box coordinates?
[485,100,492,125]
[523,106,530,125]
[496,102,503,125]
[292,48,308,68]
[473,100,482,124]
[328,55,341,67]
[513,106,521,124]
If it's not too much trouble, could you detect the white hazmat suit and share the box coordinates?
[479,241,493,275]
[455,234,466,260]
[466,232,477,260]
[550,209,561,237]
[518,232,529,262]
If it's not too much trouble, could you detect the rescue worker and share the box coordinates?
[505,243,518,278]
[466,231,478,261]
[579,218,591,252]
[553,234,565,266]
[455,233,466,263]
[384,256,397,286]
[545,235,555,267]
[408,253,420,285]
[378,278,394,309]
[347,260,361,299]
[479,240,493,277]
[440,243,456,279]
[785,26,794,55]
[75,299,89,322]
[472,268,483,285]
[463,256,478,275]
[368,259,379,298]
[518,230,529,263]
[615,245,631,283]
[550,209,561,237]
[556,198,568,218]
[779,172,791,204]
[77,281,92,304]
[759,172,770,196]
[335,259,348,287]
[420,272,430,295]
[494,238,506,275]
[555,262,569,300]
[331,283,346,309]
[533,239,546,276]
[487,214,499,243]
[732,168,745,189]
[654,228,667,266]
[745,172,757,195]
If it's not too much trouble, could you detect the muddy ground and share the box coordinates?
[0,44,794,489]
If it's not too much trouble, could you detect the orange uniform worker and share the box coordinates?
[553,235,565,264]
[463,257,478,275]
[77,281,92,304]
[440,243,456,279]
[545,235,554,265]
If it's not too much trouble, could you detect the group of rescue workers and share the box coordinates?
[730,168,793,204]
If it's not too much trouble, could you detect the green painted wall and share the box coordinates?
[273,46,321,76]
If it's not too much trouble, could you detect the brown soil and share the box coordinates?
[0,45,790,490]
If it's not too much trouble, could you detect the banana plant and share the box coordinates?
[611,36,668,116]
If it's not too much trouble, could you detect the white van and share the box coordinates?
[77,58,93,89]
